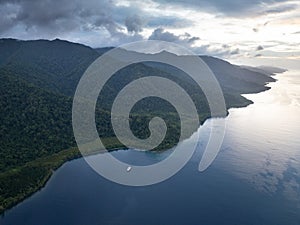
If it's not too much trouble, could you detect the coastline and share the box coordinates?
[0,138,125,215]
[0,76,279,215]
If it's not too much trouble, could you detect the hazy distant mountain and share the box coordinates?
[241,65,287,76]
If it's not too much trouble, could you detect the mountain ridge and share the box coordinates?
[0,38,282,213]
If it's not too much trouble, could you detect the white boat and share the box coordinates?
[126,166,132,172]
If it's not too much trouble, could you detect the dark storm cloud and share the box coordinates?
[0,0,118,35]
[0,0,197,46]
[1,0,295,37]
[0,0,155,47]
[0,3,18,33]
[1,0,297,55]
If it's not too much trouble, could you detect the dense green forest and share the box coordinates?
[0,38,276,213]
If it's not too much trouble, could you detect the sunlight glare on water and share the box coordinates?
[218,70,300,202]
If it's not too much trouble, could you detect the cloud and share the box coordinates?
[151,0,292,16]
[0,0,298,60]
[252,17,281,34]
[230,48,240,55]
[148,28,210,54]
[147,28,241,58]
[149,28,180,42]
[147,16,194,28]
[0,3,19,33]
[0,0,198,47]
[0,0,116,35]
[149,28,200,44]
[257,45,264,51]
[125,15,144,33]
[262,3,297,14]
[0,0,151,47]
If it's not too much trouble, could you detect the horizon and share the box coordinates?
[1,36,297,70]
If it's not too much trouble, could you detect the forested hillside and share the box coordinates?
[0,38,276,213]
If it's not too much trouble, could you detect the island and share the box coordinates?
[0,38,283,214]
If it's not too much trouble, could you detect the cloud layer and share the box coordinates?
[0,0,299,59]
[151,0,293,16]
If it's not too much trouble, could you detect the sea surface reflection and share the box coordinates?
[1,71,300,225]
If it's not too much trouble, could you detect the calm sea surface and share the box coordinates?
[1,71,300,225]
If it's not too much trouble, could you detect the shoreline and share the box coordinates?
[0,142,125,215]
[0,74,280,215]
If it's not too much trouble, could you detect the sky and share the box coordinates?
[0,0,300,68]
